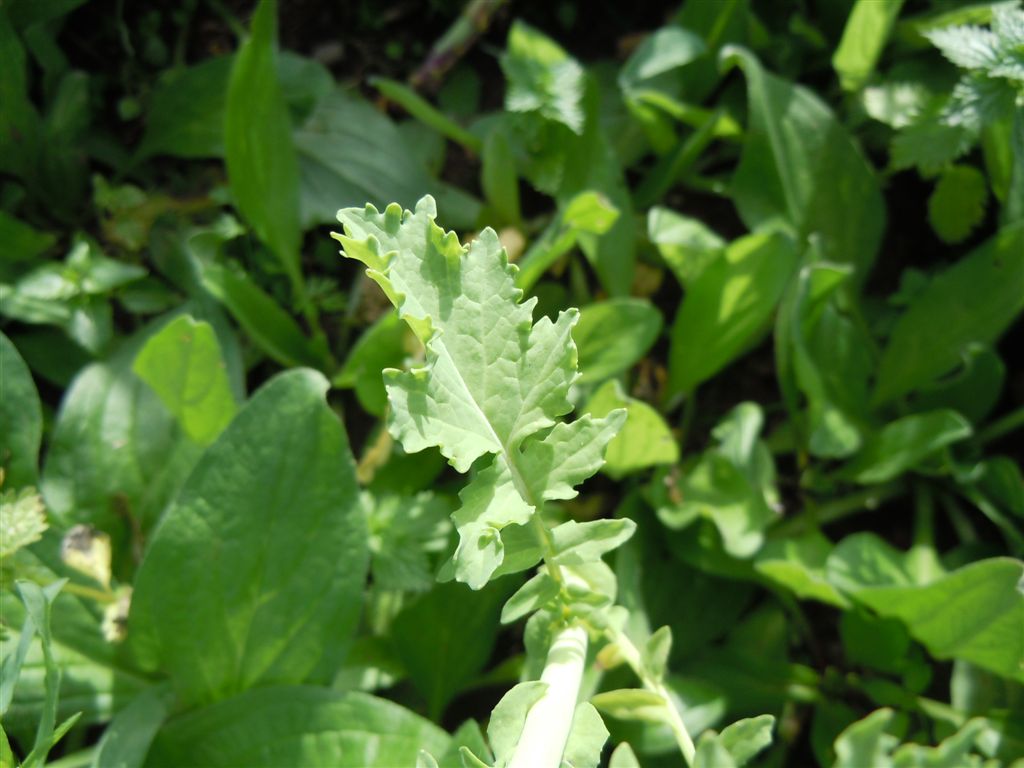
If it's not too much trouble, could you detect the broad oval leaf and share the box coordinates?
[146,687,448,767]
[129,369,368,705]
[132,315,237,446]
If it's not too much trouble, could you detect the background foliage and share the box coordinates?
[1,0,1022,766]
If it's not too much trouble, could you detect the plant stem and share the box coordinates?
[409,0,508,92]
[608,628,696,767]
[507,624,588,768]
[976,405,1024,446]
[768,480,905,538]
[61,581,116,604]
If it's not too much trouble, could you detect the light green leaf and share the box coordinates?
[16,579,67,768]
[146,687,449,767]
[928,165,989,243]
[224,0,301,285]
[827,535,1024,681]
[648,206,725,287]
[502,572,559,624]
[574,298,662,384]
[832,708,899,768]
[0,488,46,560]
[502,21,584,133]
[833,0,906,91]
[832,708,991,768]
[438,720,492,768]
[694,731,737,768]
[755,532,849,608]
[515,191,619,292]
[591,689,669,724]
[722,46,885,280]
[391,579,510,721]
[336,197,622,588]
[90,687,169,768]
[875,223,1024,403]
[561,702,609,768]
[718,715,776,766]
[655,403,779,558]
[132,315,237,446]
[129,369,368,705]
[775,262,867,459]
[0,332,42,488]
[608,742,641,768]
[669,232,798,396]
[487,681,549,765]
[839,409,972,484]
[584,380,678,478]
[550,518,638,567]
[620,27,706,94]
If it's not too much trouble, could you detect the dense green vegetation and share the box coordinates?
[1,0,1023,766]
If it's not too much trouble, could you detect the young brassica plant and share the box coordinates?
[334,196,774,768]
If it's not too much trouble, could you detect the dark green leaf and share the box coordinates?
[199,260,326,370]
[928,165,989,244]
[390,579,512,720]
[334,311,408,417]
[90,687,169,768]
[295,88,480,231]
[876,225,1024,403]
[129,370,368,705]
[574,298,661,384]
[40,317,205,536]
[0,332,42,488]
[669,232,798,395]
[224,0,301,285]
[840,410,972,484]
[722,46,885,280]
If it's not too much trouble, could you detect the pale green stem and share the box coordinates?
[508,624,588,768]
[61,581,117,604]
[608,628,696,766]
